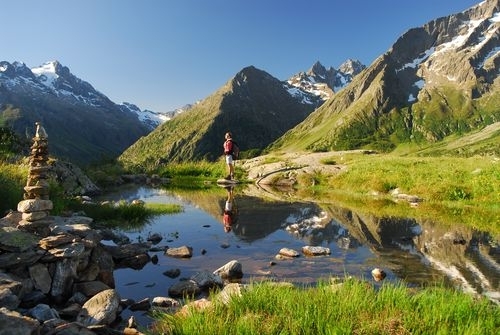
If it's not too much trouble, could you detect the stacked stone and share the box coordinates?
[17,122,54,236]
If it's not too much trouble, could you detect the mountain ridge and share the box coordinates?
[118,65,322,167]
[0,60,152,165]
[271,0,500,155]
[1,57,359,166]
[287,59,366,101]
[3,0,500,168]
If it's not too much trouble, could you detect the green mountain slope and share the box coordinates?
[270,1,500,155]
[118,66,317,168]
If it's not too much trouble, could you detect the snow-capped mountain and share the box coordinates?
[0,60,152,165]
[274,0,500,154]
[120,102,169,129]
[1,60,166,129]
[30,61,111,106]
[121,102,194,129]
[286,59,366,101]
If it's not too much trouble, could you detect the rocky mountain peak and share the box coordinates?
[338,59,365,76]
[382,0,500,104]
[287,59,365,101]
[30,60,106,102]
[308,61,329,77]
[0,59,152,165]
[232,65,275,87]
[0,61,35,79]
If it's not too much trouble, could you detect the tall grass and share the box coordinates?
[157,159,246,189]
[152,279,499,335]
[65,200,182,229]
[317,153,500,234]
[0,162,28,214]
[158,159,227,178]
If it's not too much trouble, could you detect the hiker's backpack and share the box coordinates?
[232,142,240,159]
[224,140,239,159]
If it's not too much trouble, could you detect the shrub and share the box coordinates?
[0,162,27,214]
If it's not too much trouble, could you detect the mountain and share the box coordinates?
[119,102,168,130]
[0,60,152,165]
[118,66,319,167]
[121,102,194,129]
[287,59,365,100]
[271,0,500,155]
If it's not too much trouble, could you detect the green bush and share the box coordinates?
[447,187,472,201]
[0,163,27,214]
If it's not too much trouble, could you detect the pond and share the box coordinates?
[96,184,500,327]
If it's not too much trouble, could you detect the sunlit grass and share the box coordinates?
[158,160,227,178]
[152,279,500,335]
[158,159,247,189]
[297,153,500,234]
[145,202,183,216]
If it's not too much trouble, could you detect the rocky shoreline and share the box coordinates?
[0,123,248,334]
[0,208,251,334]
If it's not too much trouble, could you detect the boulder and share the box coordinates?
[213,260,243,280]
[165,246,193,258]
[302,246,331,256]
[76,289,120,326]
[17,199,53,213]
[0,307,39,335]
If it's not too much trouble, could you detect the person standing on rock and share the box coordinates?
[223,131,239,180]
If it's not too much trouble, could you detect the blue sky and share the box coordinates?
[3,0,481,112]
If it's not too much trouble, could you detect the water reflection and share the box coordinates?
[221,186,236,233]
[98,185,499,310]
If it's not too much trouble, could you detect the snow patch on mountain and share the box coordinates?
[31,62,58,89]
[285,86,316,105]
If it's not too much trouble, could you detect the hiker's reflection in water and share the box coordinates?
[222,186,238,233]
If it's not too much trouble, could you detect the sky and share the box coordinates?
[2,0,482,113]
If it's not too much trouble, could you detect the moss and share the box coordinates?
[0,227,40,252]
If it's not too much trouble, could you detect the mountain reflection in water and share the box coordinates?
[97,185,499,324]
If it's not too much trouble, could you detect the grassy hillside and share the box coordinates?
[398,122,500,157]
[272,82,500,155]
[118,93,223,170]
[119,66,317,170]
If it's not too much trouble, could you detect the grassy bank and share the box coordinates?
[152,279,499,335]
[1,153,499,334]
[2,153,498,235]
[299,153,500,235]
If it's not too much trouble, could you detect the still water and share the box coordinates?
[97,185,499,325]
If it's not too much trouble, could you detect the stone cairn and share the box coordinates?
[0,123,246,333]
[17,122,54,236]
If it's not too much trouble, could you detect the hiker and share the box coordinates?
[222,186,236,233]
[223,131,239,180]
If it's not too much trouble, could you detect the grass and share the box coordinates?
[2,147,499,334]
[151,279,500,335]
[300,153,500,235]
[0,161,28,214]
[65,199,183,229]
[158,160,226,178]
[157,159,247,188]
